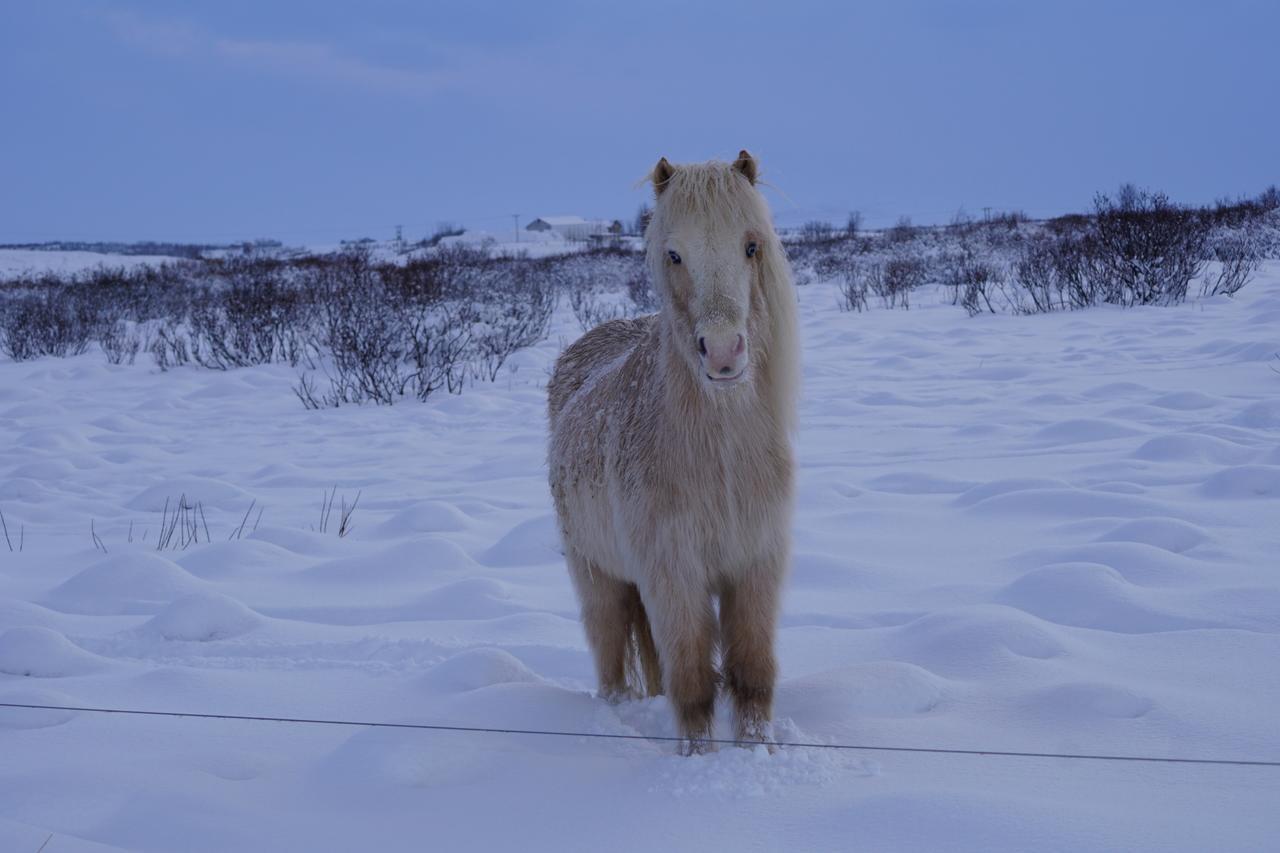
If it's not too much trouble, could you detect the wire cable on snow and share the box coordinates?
[2,701,1278,768]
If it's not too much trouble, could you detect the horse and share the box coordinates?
[547,150,799,753]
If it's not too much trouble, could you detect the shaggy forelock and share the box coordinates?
[649,160,768,236]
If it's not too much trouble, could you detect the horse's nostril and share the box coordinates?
[734,334,745,356]
[719,366,733,375]
[697,337,707,357]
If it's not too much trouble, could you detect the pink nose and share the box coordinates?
[697,332,747,379]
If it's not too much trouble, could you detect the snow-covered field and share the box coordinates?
[0,231,633,278]
[2,264,1279,851]
[0,250,184,278]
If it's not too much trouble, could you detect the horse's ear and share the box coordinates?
[732,149,758,185]
[652,157,675,197]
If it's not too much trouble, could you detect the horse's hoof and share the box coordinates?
[735,718,777,752]
[679,735,713,757]
[599,686,640,705]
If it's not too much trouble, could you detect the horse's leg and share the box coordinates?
[641,573,717,754]
[566,549,635,702]
[624,587,663,697]
[720,562,782,745]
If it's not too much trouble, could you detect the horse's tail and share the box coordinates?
[624,590,663,697]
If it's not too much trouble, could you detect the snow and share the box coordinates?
[2,262,1279,851]
[0,250,182,277]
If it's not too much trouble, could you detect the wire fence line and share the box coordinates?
[2,701,1277,769]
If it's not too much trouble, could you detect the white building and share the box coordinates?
[525,216,619,242]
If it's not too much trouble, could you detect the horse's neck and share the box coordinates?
[653,313,783,440]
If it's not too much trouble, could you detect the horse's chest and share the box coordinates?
[655,434,789,561]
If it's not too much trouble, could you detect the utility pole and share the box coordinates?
[394,224,402,247]
[982,206,992,222]
[513,214,520,243]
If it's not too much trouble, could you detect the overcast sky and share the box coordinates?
[2,1,1277,244]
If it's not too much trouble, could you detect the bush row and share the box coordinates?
[795,185,1278,315]
[0,246,658,407]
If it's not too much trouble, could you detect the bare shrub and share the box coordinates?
[79,263,194,323]
[869,255,927,309]
[1010,232,1104,313]
[887,216,916,244]
[1202,223,1265,297]
[0,286,101,360]
[298,254,415,406]
[837,263,869,312]
[942,248,1007,316]
[186,258,310,369]
[800,220,836,243]
[1011,237,1065,313]
[989,210,1029,230]
[294,250,477,407]
[471,262,556,381]
[551,247,649,330]
[100,320,142,365]
[1092,185,1208,306]
[149,322,191,371]
[570,288,631,331]
[377,255,448,305]
[808,240,861,282]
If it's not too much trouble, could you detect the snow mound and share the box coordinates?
[1022,682,1154,721]
[303,537,478,583]
[411,578,520,620]
[13,426,91,453]
[1199,465,1280,498]
[953,478,1070,507]
[375,501,473,535]
[177,539,308,579]
[418,647,542,693]
[480,514,561,567]
[245,525,335,556]
[126,478,254,511]
[0,627,109,677]
[780,662,945,721]
[318,726,501,789]
[1231,399,1280,429]
[44,552,209,615]
[1148,391,1220,410]
[141,592,263,641]
[1097,518,1210,553]
[998,563,1211,633]
[865,472,977,495]
[1131,433,1256,464]
[890,606,1067,673]
[1033,418,1143,444]
[0,686,82,729]
[960,487,1168,519]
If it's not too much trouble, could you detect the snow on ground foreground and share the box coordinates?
[1,267,1279,851]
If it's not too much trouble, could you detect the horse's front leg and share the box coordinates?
[720,558,783,745]
[640,569,717,754]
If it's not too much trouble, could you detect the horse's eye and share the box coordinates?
[746,242,758,258]
[668,250,682,264]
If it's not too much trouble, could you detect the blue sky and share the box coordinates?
[2,1,1276,244]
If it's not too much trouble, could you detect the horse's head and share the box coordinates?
[647,150,772,388]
